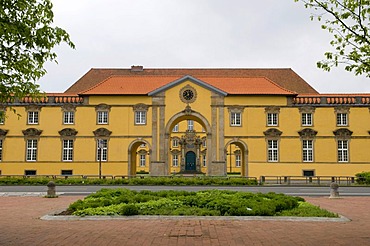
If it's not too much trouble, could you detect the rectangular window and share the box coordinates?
[24,170,36,176]
[172,139,178,147]
[268,140,278,162]
[63,111,75,124]
[28,111,39,124]
[202,139,207,148]
[26,139,37,161]
[173,155,178,167]
[338,140,349,162]
[173,124,179,132]
[61,170,73,175]
[337,113,348,126]
[97,111,108,124]
[187,120,194,130]
[62,140,73,161]
[0,139,2,161]
[303,170,315,177]
[267,113,278,126]
[97,139,108,161]
[301,113,312,126]
[140,154,146,167]
[135,111,146,125]
[0,112,4,124]
[235,154,241,167]
[302,140,313,162]
[202,154,206,167]
[230,112,241,126]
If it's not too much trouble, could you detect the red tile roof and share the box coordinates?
[80,76,296,95]
[65,68,318,94]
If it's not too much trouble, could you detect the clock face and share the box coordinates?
[179,86,197,103]
[183,89,194,100]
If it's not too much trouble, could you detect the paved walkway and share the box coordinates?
[0,195,369,246]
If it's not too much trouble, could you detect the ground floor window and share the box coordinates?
[140,154,146,167]
[338,140,348,162]
[302,140,313,162]
[26,139,37,161]
[235,154,241,167]
[172,155,179,167]
[61,170,73,175]
[97,139,108,161]
[62,139,74,161]
[25,170,36,176]
[267,140,278,162]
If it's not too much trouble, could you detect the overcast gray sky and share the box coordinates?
[38,0,370,93]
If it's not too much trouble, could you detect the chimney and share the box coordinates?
[131,65,144,72]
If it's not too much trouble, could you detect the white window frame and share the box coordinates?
[0,139,2,161]
[62,139,74,161]
[337,113,348,126]
[302,140,313,162]
[173,124,179,132]
[97,111,108,124]
[172,154,178,167]
[267,113,278,126]
[230,112,241,126]
[172,138,178,147]
[235,154,241,167]
[267,140,278,162]
[338,140,349,162]
[135,111,146,125]
[28,111,39,125]
[26,139,37,161]
[96,139,108,161]
[63,111,75,125]
[301,113,312,126]
[140,154,146,167]
[187,120,194,130]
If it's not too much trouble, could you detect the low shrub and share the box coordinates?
[355,172,370,185]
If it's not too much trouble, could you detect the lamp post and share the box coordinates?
[98,139,104,179]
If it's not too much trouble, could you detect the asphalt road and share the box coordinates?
[1,185,370,196]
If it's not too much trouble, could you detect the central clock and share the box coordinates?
[180,85,197,103]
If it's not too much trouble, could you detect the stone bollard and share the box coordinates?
[47,181,56,197]
[329,182,339,198]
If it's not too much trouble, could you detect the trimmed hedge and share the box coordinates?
[355,172,370,185]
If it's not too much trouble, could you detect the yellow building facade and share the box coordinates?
[0,66,369,178]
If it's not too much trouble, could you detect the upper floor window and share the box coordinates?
[301,113,312,126]
[133,103,148,126]
[336,113,348,126]
[172,138,179,147]
[173,124,179,132]
[187,120,194,130]
[135,111,146,125]
[97,111,108,124]
[230,112,241,126]
[28,111,39,124]
[63,111,75,124]
[267,113,278,126]
[265,107,280,127]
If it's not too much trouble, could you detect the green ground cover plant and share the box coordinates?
[67,188,338,217]
[0,176,258,186]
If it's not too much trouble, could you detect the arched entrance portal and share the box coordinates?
[225,139,249,177]
[185,151,196,171]
[127,139,152,176]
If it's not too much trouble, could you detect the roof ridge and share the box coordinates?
[261,77,297,95]
[79,76,114,94]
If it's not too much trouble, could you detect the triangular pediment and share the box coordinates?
[148,75,227,96]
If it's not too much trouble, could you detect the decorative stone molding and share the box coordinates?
[227,105,245,113]
[58,128,78,137]
[61,104,76,112]
[0,129,8,136]
[93,128,112,137]
[25,105,42,112]
[263,128,282,138]
[170,149,181,155]
[137,149,148,155]
[22,128,42,137]
[333,128,353,139]
[299,106,316,113]
[264,106,280,113]
[334,106,350,114]
[183,105,193,115]
[133,103,149,111]
[95,104,111,111]
[298,128,318,139]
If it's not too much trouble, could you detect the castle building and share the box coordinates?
[1,66,369,177]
